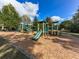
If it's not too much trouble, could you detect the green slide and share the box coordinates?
[32,31,42,41]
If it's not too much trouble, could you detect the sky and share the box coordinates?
[0,0,79,21]
[17,0,79,21]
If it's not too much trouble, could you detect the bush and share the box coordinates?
[70,24,79,33]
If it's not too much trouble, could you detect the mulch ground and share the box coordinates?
[0,32,79,59]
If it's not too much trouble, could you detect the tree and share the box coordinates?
[72,9,79,24]
[0,4,20,31]
[60,20,73,31]
[70,23,79,33]
[33,16,38,31]
[70,8,79,33]
[46,17,52,26]
[22,15,31,25]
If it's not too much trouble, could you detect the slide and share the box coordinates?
[32,31,42,41]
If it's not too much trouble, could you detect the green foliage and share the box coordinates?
[70,23,79,33]
[74,9,79,19]
[60,8,79,33]
[60,20,73,30]
[60,20,79,33]
[0,4,20,31]
[70,9,79,33]
[33,16,38,31]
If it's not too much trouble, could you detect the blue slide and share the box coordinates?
[32,31,42,41]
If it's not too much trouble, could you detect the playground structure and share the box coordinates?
[19,22,32,33]
[19,20,61,41]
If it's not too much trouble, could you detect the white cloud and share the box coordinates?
[0,0,39,21]
[23,2,39,16]
[51,16,64,22]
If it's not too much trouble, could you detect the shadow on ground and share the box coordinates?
[13,34,43,59]
[0,36,30,59]
[0,33,43,59]
[52,34,79,53]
